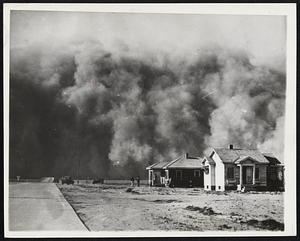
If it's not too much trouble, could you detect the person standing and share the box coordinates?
[130,177,135,186]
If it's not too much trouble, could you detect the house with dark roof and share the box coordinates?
[146,153,204,188]
[202,144,284,191]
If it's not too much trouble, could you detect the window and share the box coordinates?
[255,167,259,180]
[176,170,182,180]
[227,167,234,179]
[194,170,201,177]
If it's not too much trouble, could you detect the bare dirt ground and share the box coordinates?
[57,183,284,232]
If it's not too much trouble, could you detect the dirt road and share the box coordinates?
[58,184,284,232]
[9,182,87,231]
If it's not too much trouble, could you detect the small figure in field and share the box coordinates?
[136,176,140,187]
[130,177,135,186]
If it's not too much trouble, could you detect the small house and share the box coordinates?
[202,145,284,191]
[146,153,204,188]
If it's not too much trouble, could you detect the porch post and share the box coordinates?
[148,170,151,186]
[165,169,169,187]
[253,165,255,185]
[239,164,243,186]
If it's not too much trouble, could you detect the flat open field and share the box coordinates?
[57,183,284,232]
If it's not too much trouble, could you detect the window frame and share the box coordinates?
[227,166,234,179]
[194,170,201,178]
[175,170,182,180]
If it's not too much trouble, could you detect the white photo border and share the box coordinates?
[3,3,297,238]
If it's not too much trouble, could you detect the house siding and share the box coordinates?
[235,165,240,184]
[256,165,267,186]
[210,164,215,190]
[224,164,238,188]
[203,159,215,191]
[212,153,225,191]
[168,169,203,188]
[266,165,284,190]
[203,165,210,190]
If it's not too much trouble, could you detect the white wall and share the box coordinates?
[211,164,216,187]
[212,152,225,191]
[203,161,210,190]
[203,158,216,191]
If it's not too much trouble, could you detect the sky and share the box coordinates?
[11,11,286,69]
[9,11,286,178]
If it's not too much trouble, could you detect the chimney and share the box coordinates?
[229,144,233,150]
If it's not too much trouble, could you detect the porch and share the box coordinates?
[148,168,204,188]
[236,164,259,191]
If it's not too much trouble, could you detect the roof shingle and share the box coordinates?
[146,154,203,170]
[166,155,203,169]
[213,148,269,164]
[146,161,169,170]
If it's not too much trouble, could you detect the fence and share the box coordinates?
[72,179,148,185]
[9,178,149,185]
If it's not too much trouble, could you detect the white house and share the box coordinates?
[202,145,284,191]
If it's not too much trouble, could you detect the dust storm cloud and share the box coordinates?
[9,11,286,178]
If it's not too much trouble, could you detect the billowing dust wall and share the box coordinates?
[9,12,286,179]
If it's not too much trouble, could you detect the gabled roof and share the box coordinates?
[152,161,170,169]
[146,163,158,170]
[213,148,269,164]
[146,161,169,170]
[166,154,203,169]
[263,153,282,165]
[202,156,215,165]
[234,155,261,164]
[163,155,185,169]
[146,154,204,170]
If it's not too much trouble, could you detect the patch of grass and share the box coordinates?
[125,187,134,192]
[153,199,181,203]
[218,224,232,230]
[132,198,181,203]
[185,205,221,215]
[205,191,228,195]
[241,218,284,231]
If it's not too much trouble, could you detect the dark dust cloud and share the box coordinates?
[9,17,286,179]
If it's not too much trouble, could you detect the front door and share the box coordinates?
[242,166,253,184]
